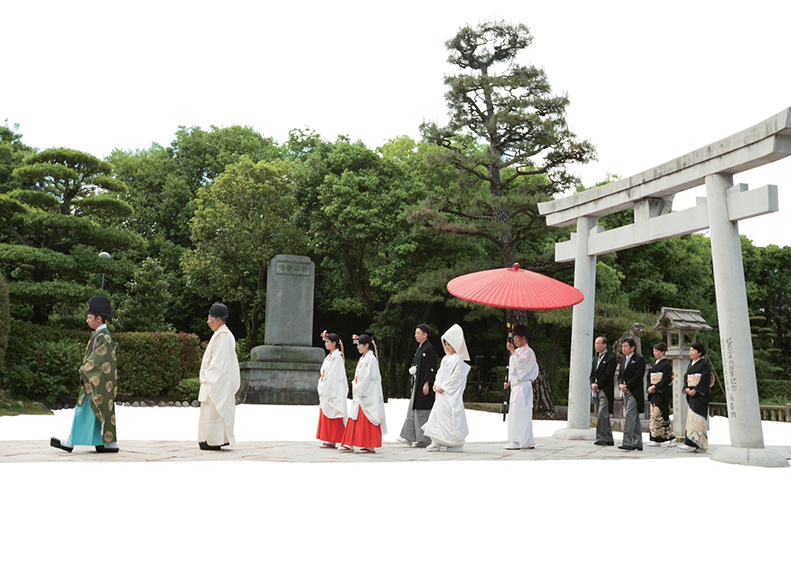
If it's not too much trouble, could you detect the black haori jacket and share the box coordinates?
[590,351,617,414]
[684,357,712,417]
[619,353,646,413]
[412,340,438,411]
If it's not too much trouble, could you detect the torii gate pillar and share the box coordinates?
[553,216,598,440]
[706,174,780,466]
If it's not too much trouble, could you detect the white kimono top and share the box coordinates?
[350,351,387,433]
[199,324,241,421]
[422,353,470,447]
[318,349,349,422]
[508,344,538,408]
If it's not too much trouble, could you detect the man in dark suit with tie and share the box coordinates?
[618,338,646,451]
[590,336,617,446]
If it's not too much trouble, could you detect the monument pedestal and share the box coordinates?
[240,345,324,405]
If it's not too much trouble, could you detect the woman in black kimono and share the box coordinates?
[647,342,675,447]
[679,342,712,452]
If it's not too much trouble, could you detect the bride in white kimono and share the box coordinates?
[422,324,471,452]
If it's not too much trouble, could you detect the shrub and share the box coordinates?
[0,320,202,402]
[175,378,201,402]
[757,380,791,405]
[4,338,83,403]
[113,332,202,398]
[0,273,8,370]
[1,320,85,403]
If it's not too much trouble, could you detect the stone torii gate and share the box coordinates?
[538,109,791,468]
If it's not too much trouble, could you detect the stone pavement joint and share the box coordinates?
[3,439,789,463]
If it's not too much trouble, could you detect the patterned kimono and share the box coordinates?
[683,357,712,450]
[71,326,118,445]
[648,358,674,442]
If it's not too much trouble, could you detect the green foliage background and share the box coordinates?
[0,23,789,407]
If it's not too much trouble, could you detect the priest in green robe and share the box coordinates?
[51,296,119,453]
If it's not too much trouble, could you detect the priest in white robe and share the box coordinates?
[422,324,471,452]
[504,324,539,449]
[198,303,241,450]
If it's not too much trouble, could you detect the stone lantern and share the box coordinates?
[651,307,712,439]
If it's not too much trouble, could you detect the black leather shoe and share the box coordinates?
[95,445,120,453]
[199,441,222,450]
[593,440,606,445]
[50,437,73,453]
[618,445,637,451]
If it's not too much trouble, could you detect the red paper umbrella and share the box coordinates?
[447,263,584,310]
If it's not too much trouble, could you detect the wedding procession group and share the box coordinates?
[49,297,539,455]
[317,322,537,454]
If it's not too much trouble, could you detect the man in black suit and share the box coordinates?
[618,338,646,451]
[590,336,617,446]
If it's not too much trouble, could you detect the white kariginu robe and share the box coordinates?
[198,324,240,445]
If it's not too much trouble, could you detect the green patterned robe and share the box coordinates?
[77,328,118,444]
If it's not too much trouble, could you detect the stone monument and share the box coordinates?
[239,254,325,404]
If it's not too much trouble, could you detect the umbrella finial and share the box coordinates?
[513,263,520,271]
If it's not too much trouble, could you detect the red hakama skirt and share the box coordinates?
[316,409,346,444]
[340,408,382,449]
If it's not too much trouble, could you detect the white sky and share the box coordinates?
[3,0,790,246]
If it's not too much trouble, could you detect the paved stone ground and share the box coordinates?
[3,439,790,463]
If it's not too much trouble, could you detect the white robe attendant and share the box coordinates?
[350,351,387,433]
[422,353,470,448]
[198,324,241,445]
[508,343,538,447]
[318,349,349,423]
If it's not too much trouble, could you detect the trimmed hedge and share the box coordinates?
[2,320,85,403]
[757,379,791,405]
[113,332,202,398]
[175,378,201,402]
[0,273,9,371]
[1,320,203,402]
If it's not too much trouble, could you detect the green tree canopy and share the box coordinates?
[419,21,596,270]
[0,148,142,322]
[0,121,35,194]
[182,157,301,347]
[109,125,283,333]
[117,257,173,332]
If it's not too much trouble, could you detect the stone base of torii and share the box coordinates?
[539,109,791,468]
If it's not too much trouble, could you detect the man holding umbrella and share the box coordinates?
[504,324,538,449]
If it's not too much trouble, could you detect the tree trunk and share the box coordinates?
[505,308,556,417]
[532,365,556,418]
